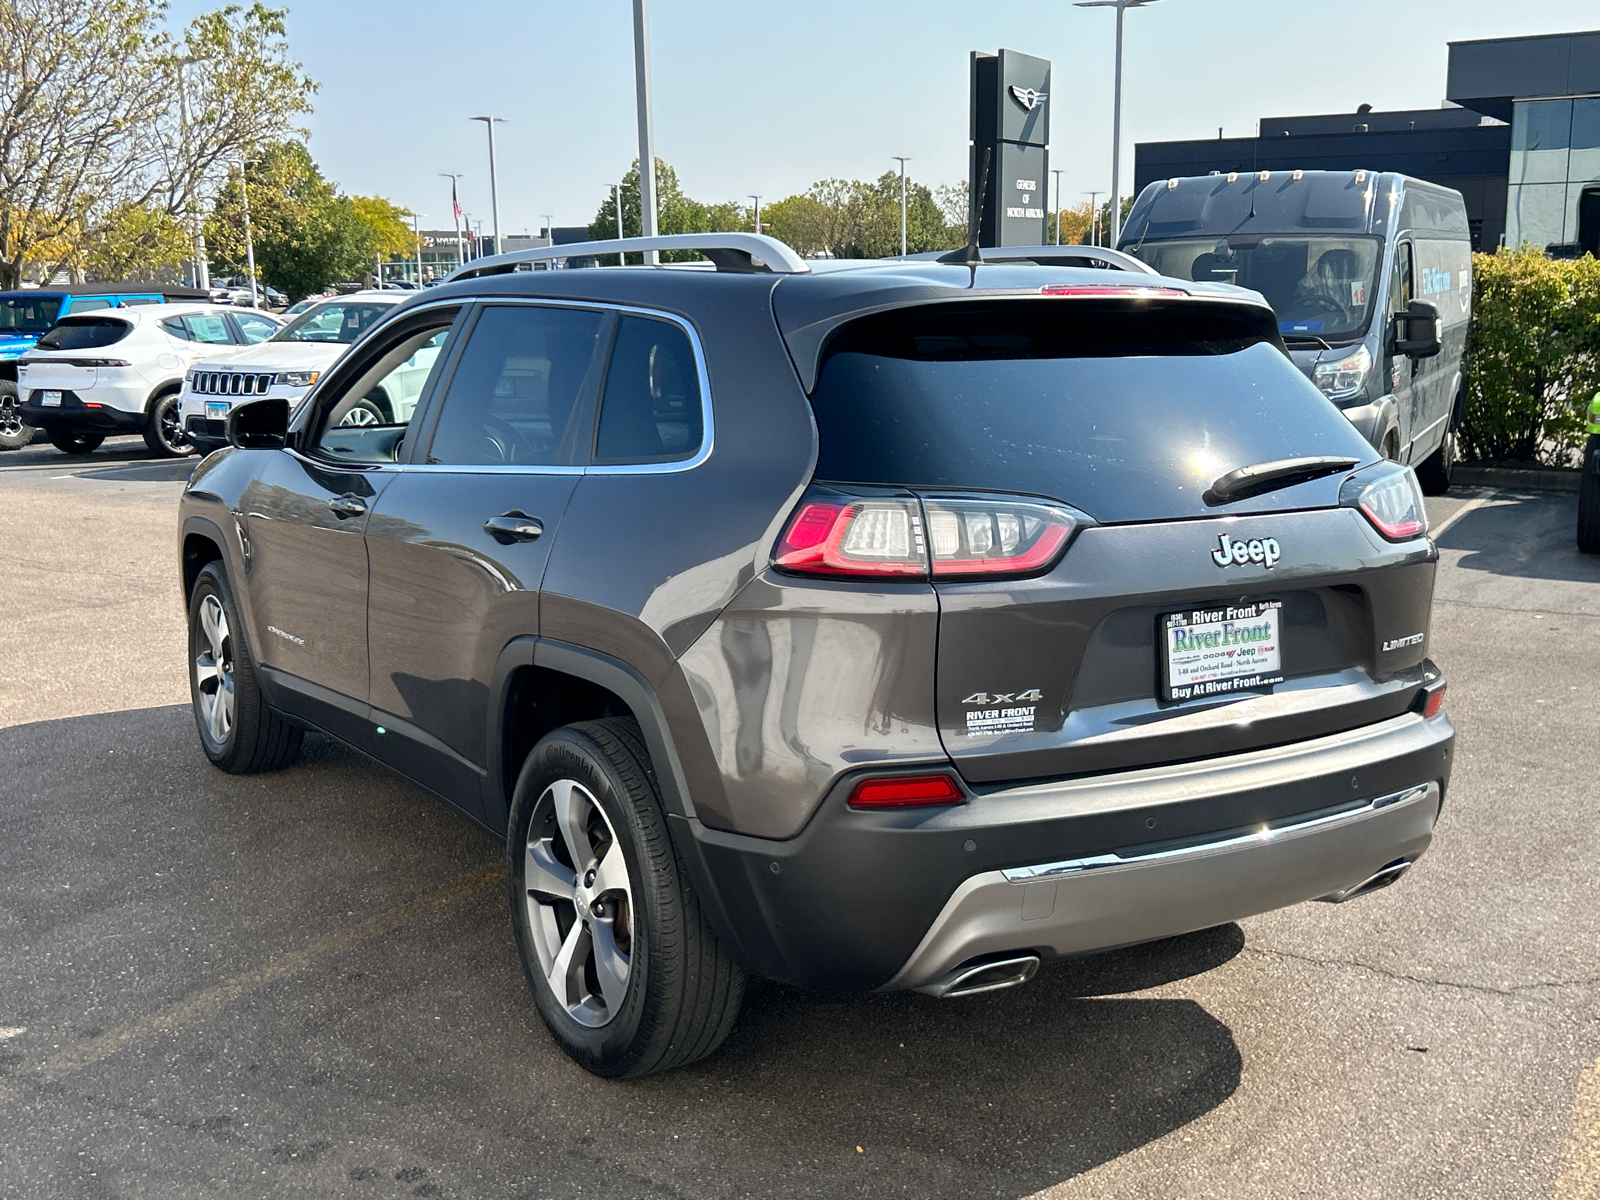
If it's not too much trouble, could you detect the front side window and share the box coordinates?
[594,315,702,462]
[274,300,395,344]
[1391,243,1414,315]
[183,312,235,344]
[426,305,604,466]
[233,313,279,344]
[35,318,132,350]
[313,315,460,464]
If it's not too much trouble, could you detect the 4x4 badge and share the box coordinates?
[1212,534,1281,569]
[962,689,1043,706]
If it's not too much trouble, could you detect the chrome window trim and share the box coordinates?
[1002,783,1432,883]
[293,295,714,478]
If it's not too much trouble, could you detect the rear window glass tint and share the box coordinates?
[595,316,702,462]
[809,302,1373,523]
[427,305,603,466]
[35,318,131,350]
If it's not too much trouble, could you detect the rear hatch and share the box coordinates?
[792,294,1437,784]
[22,317,135,396]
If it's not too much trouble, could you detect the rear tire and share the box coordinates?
[0,380,33,450]
[187,562,303,772]
[1578,435,1600,555]
[47,429,104,455]
[1415,428,1455,495]
[507,717,744,1078]
[142,391,192,457]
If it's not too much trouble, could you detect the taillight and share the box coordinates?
[1420,679,1446,718]
[772,496,927,577]
[1340,462,1428,541]
[921,496,1081,577]
[847,773,964,809]
[773,489,1085,581]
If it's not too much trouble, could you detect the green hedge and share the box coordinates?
[1463,248,1600,466]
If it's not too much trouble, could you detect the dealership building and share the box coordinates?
[1133,30,1600,255]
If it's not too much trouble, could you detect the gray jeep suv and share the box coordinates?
[177,234,1453,1078]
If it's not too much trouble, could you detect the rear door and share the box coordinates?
[802,298,1435,786]
[362,302,608,821]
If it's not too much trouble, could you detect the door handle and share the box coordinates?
[326,494,368,518]
[483,511,543,543]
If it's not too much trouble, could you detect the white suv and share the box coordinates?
[178,292,422,451]
[18,304,281,456]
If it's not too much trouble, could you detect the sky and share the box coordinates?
[163,0,1599,237]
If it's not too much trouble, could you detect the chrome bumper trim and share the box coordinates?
[1002,784,1431,883]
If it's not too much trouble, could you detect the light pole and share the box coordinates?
[174,56,209,290]
[1051,168,1064,244]
[440,173,466,268]
[1083,190,1103,245]
[411,211,424,284]
[1074,0,1159,244]
[541,214,554,249]
[749,195,762,235]
[632,0,659,264]
[469,116,505,254]
[891,156,911,256]
[239,158,258,307]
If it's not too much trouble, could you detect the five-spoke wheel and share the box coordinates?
[524,778,635,1027]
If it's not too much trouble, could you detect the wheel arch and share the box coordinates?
[180,516,228,604]
[145,378,182,413]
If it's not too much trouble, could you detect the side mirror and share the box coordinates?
[1393,299,1441,359]
[226,397,291,449]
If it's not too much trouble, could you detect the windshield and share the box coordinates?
[0,295,63,336]
[272,300,394,344]
[1128,236,1382,342]
[809,302,1374,524]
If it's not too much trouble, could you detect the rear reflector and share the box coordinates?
[1422,681,1446,719]
[847,773,964,809]
[774,489,1085,581]
[1038,284,1188,298]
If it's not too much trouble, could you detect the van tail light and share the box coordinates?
[1340,462,1428,541]
[774,489,1087,581]
[848,772,965,809]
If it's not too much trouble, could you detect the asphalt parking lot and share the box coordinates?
[1,436,1597,1199]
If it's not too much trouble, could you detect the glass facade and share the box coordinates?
[1505,96,1600,253]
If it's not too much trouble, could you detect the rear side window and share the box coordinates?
[594,316,702,462]
[35,318,131,350]
[67,298,112,314]
[184,313,235,344]
[427,305,603,466]
[809,302,1374,523]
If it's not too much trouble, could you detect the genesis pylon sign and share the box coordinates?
[970,49,1051,247]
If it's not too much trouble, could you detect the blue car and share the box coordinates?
[0,283,207,450]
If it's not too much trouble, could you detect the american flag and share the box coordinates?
[451,178,463,224]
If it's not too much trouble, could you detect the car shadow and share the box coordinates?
[0,433,199,478]
[1436,490,1600,584]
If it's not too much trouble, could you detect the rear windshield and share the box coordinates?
[35,317,132,350]
[809,302,1374,523]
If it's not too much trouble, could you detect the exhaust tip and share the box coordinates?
[916,954,1041,999]
[1317,858,1413,904]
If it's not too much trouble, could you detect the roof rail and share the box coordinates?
[445,232,810,281]
[890,244,1157,275]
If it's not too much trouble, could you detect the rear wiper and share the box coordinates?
[1203,456,1360,506]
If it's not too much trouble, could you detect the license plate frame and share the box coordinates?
[1159,599,1285,703]
[205,400,230,422]
[41,390,61,407]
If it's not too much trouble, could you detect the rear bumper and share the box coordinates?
[675,708,1454,992]
[21,392,145,433]
[883,780,1437,992]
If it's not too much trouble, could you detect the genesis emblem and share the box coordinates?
[1212,534,1281,569]
[1008,85,1048,111]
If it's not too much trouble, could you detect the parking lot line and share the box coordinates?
[1429,490,1499,541]
[1556,1058,1600,1200]
[0,862,503,1108]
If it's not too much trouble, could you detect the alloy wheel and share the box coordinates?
[194,594,236,746]
[524,779,634,1028]
[158,395,192,454]
[0,394,22,440]
[339,403,381,427]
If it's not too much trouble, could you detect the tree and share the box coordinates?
[0,0,314,288]
[205,141,344,299]
[588,159,745,263]
[81,204,192,281]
